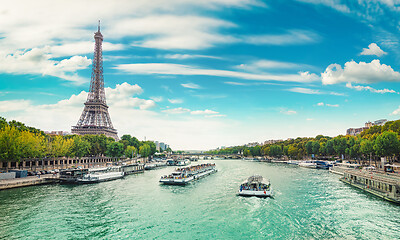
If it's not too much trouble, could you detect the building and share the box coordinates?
[44,131,71,136]
[346,127,369,136]
[264,139,283,145]
[153,141,169,151]
[346,119,388,136]
[245,142,261,147]
[71,21,118,140]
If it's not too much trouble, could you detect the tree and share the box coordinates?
[106,142,124,157]
[139,144,151,157]
[125,145,137,158]
[0,126,24,166]
[305,141,313,155]
[71,136,91,158]
[360,139,373,165]
[269,145,282,158]
[373,131,400,163]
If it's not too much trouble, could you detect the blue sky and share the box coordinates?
[1,0,400,150]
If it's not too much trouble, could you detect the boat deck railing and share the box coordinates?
[344,169,400,185]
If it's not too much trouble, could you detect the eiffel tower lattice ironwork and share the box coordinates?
[71,21,118,140]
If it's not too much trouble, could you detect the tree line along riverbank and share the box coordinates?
[206,119,400,165]
[0,117,172,168]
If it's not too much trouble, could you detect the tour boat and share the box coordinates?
[298,161,317,169]
[159,163,217,185]
[329,162,361,175]
[76,167,124,183]
[287,160,299,165]
[176,159,191,166]
[238,175,273,197]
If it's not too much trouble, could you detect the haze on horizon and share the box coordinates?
[1,0,400,150]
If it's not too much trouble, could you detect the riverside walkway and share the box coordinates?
[0,174,59,190]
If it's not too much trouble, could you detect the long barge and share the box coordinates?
[340,169,400,204]
[159,163,217,185]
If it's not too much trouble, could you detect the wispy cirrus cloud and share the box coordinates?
[181,83,202,89]
[115,63,319,83]
[346,83,398,94]
[280,109,297,115]
[163,54,223,60]
[244,30,320,45]
[287,87,344,96]
[162,107,222,117]
[168,98,183,104]
[316,102,339,107]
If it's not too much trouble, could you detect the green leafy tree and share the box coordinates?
[71,136,91,158]
[139,144,151,157]
[106,142,124,157]
[125,145,137,158]
[373,131,400,163]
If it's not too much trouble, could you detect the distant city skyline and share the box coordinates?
[1,1,400,150]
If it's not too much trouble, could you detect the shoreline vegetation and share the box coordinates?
[2,116,400,167]
[0,117,171,168]
[206,120,400,166]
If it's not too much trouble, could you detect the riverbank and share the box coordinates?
[0,174,59,190]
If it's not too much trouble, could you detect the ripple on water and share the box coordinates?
[1,160,399,239]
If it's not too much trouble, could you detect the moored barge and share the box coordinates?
[340,169,400,204]
[159,163,217,185]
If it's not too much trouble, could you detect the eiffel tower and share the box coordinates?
[71,21,118,140]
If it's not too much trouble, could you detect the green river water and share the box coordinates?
[1,160,399,239]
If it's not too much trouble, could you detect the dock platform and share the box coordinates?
[0,174,59,190]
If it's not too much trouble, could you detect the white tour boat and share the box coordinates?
[77,167,124,183]
[328,162,361,175]
[159,163,217,185]
[238,175,273,197]
[176,159,191,166]
[298,160,317,169]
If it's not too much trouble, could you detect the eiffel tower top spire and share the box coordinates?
[71,22,118,140]
[88,20,105,104]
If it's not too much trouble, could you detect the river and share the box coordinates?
[1,160,399,239]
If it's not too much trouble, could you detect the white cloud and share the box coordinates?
[181,83,202,89]
[162,107,191,114]
[288,87,321,94]
[115,63,320,83]
[150,96,164,102]
[163,54,222,60]
[316,102,339,107]
[326,104,339,107]
[168,99,183,104]
[361,43,387,57]
[0,100,32,112]
[224,81,248,86]
[191,109,219,115]
[391,106,400,115]
[346,83,397,94]
[121,15,237,50]
[321,60,400,85]
[236,59,312,71]
[296,0,350,13]
[244,30,320,45]
[50,41,125,57]
[0,48,91,84]
[280,109,297,115]
[288,87,344,96]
